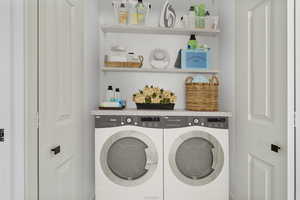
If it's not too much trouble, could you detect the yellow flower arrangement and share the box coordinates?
[133,85,176,104]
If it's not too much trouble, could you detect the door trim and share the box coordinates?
[295,0,300,199]
[11,0,26,199]
[25,0,38,199]
[23,0,296,200]
[287,0,295,199]
[1,0,26,199]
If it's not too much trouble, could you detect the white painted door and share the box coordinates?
[0,1,12,199]
[236,0,288,199]
[39,0,84,199]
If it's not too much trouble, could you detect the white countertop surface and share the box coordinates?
[91,109,232,117]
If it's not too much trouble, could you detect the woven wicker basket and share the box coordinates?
[105,61,142,68]
[185,76,219,111]
[105,55,144,68]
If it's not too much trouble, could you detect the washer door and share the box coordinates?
[169,131,224,186]
[101,130,158,186]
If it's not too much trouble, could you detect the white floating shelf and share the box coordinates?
[101,24,220,36]
[101,67,219,74]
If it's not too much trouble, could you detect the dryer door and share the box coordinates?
[101,130,158,186]
[169,131,224,186]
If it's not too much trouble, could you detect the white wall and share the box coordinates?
[98,1,236,198]
[98,0,221,109]
[84,0,100,199]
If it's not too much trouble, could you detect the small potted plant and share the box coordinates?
[133,85,176,110]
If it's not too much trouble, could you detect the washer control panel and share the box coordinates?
[95,115,228,129]
[95,115,163,128]
[164,116,228,129]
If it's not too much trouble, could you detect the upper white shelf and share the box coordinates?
[101,24,220,36]
[101,67,219,74]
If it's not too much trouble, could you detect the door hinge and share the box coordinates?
[0,129,5,142]
[294,112,296,128]
[36,112,40,128]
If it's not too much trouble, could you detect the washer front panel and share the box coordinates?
[100,130,158,187]
[169,131,224,186]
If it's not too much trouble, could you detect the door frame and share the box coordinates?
[295,0,300,199]
[0,0,25,199]
[23,1,296,200]
[287,0,295,199]
[25,0,39,199]
[2,0,26,199]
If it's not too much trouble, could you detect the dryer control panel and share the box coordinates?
[163,116,228,129]
[95,115,228,129]
[95,115,163,129]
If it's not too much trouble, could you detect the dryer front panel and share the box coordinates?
[168,130,224,186]
[100,130,158,187]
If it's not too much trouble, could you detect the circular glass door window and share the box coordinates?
[101,131,158,186]
[169,131,224,186]
[107,137,148,180]
[176,137,214,180]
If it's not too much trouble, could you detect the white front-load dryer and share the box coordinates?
[95,115,163,200]
[163,116,229,200]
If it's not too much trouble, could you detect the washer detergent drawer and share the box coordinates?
[95,115,122,128]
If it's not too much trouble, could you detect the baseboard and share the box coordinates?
[229,192,235,200]
[89,194,95,200]
[90,193,233,200]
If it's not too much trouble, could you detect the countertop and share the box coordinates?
[91,109,232,117]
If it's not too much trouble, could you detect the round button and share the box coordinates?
[193,118,199,124]
[126,118,132,123]
[200,122,205,126]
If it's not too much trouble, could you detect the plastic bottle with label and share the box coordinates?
[118,3,129,24]
[114,88,121,102]
[187,34,198,49]
[128,0,138,24]
[136,0,146,25]
[188,6,196,28]
[106,86,114,102]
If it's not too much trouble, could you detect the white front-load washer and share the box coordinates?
[163,116,229,200]
[95,115,163,200]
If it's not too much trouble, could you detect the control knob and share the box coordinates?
[193,118,199,124]
[126,117,132,124]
